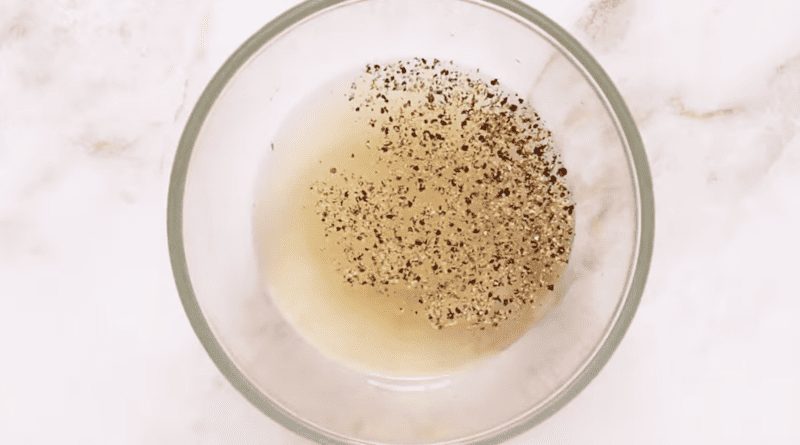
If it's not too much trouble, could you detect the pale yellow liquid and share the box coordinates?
[255,74,558,378]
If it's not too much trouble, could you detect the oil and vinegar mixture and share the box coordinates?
[257,59,575,377]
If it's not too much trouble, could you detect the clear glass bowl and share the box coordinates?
[167,0,655,443]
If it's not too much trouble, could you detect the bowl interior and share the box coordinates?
[170,0,652,443]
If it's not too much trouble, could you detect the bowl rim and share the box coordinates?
[167,0,655,443]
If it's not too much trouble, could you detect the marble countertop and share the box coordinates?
[1,0,798,443]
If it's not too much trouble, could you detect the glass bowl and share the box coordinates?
[167,0,655,443]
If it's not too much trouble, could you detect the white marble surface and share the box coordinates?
[1,0,799,443]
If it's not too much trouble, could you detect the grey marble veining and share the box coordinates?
[1,0,798,443]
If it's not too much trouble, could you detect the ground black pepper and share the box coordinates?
[311,59,575,330]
